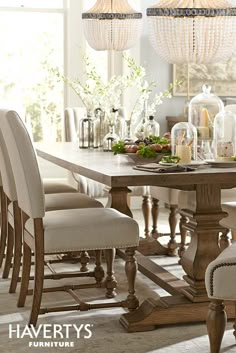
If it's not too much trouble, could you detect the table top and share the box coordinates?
[36,142,236,190]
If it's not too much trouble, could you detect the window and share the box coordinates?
[0,2,65,141]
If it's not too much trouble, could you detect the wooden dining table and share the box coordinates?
[36,142,236,332]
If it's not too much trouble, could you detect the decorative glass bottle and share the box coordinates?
[143,116,160,137]
[134,100,148,140]
[213,110,236,161]
[103,108,120,152]
[171,122,197,164]
[188,85,224,142]
[78,110,94,149]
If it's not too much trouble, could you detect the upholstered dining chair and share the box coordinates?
[205,241,236,353]
[1,109,139,326]
[0,111,105,294]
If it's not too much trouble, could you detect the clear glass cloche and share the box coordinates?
[213,110,236,161]
[188,85,224,142]
[171,122,197,164]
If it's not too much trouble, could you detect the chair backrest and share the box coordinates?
[0,117,17,201]
[64,107,86,142]
[0,109,45,218]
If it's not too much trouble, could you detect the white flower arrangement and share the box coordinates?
[53,55,181,126]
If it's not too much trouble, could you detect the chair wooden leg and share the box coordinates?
[94,250,104,285]
[105,248,117,299]
[178,214,188,260]
[9,202,22,293]
[207,299,226,353]
[151,197,159,239]
[0,189,7,268]
[2,223,14,279]
[142,195,151,239]
[80,251,90,272]
[17,242,31,307]
[219,229,230,250]
[29,219,45,326]
[233,302,236,340]
[125,247,139,311]
[167,205,178,256]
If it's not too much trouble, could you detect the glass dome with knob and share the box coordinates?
[213,110,236,161]
[171,122,197,164]
[188,85,224,142]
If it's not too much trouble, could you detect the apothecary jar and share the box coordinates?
[188,85,224,142]
[171,122,197,164]
[213,110,236,161]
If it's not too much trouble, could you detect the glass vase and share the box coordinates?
[78,110,94,149]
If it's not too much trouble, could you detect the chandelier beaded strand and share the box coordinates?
[147,0,236,64]
[82,0,142,51]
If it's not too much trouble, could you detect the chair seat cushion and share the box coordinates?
[8,194,103,226]
[44,193,103,211]
[25,208,139,253]
[220,202,236,230]
[43,178,78,194]
[205,242,236,300]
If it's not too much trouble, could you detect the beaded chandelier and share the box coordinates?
[147,0,236,64]
[82,0,142,51]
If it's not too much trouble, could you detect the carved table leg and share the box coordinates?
[181,184,227,302]
[167,205,178,256]
[107,187,133,218]
[151,197,159,239]
[142,195,151,239]
[178,214,188,260]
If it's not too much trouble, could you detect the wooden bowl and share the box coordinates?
[125,153,165,165]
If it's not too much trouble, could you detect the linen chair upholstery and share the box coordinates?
[1,109,139,326]
[205,242,236,353]
[0,109,104,292]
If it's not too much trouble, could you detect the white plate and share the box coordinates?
[159,161,206,167]
[159,162,177,166]
[205,160,236,168]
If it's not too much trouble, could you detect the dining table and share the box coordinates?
[36,142,236,332]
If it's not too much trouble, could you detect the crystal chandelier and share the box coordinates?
[82,0,142,51]
[147,0,236,64]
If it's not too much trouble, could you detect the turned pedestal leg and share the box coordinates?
[178,214,188,260]
[207,300,226,353]
[167,205,178,256]
[107,187,133,218]
[151,198,159,239]
[142,195,151,239]
[181,184,227,302]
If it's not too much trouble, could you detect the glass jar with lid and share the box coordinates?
[188,85,224,142]
[171,122,197,164]
[143,116,160,137]
[213,110,236,161]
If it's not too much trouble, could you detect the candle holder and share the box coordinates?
[171,122,197,164]
[188,85,224,142]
